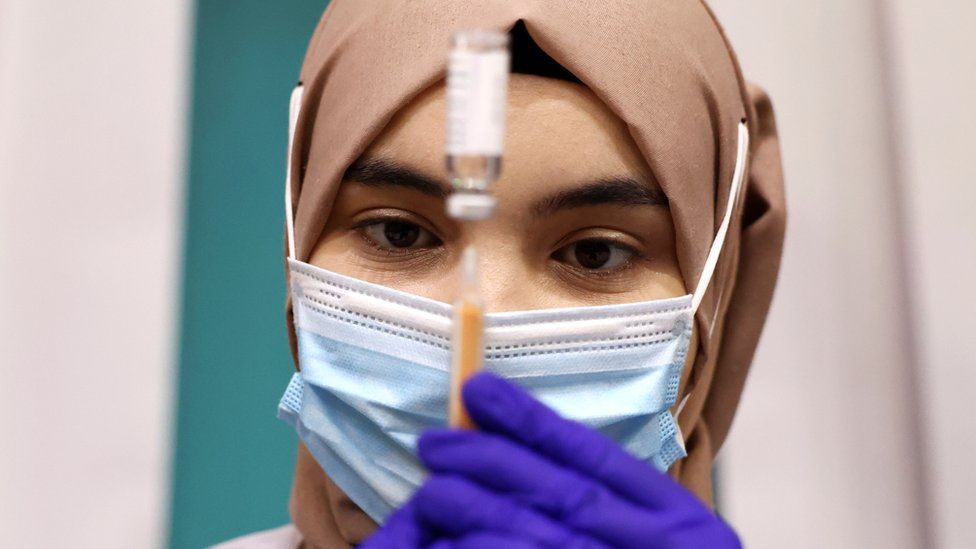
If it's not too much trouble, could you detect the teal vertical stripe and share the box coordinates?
[169,1,328,547]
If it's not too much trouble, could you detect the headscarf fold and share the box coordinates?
[284,1,786,545]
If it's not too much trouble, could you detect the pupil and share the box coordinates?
[575,241,611,269]
[383,221,420,248]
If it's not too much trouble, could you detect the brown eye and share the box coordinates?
[574,240,610,268]
[554,239,634,270]
[382,221,419,247]
[361,219,439,250]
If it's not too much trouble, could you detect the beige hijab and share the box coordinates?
[283,1,786,546]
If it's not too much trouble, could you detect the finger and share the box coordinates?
[419,429,662,546]
[414,475,608,549]
[418,429,616,516]
[427,533,538,549]
[419,428,568,496]
[358,501,427,548]
[462,372,693,510]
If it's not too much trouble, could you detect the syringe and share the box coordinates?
[445,30,510,429]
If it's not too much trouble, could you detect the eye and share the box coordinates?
[359,219,440,251]
[552,239,635,270]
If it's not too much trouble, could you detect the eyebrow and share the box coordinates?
[531,177,668,217]
[343,157,450,199]
[343,156,668,215]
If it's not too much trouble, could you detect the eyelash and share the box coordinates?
[352,215,441,255]
[351,215,646,277]
[554,238,644,275]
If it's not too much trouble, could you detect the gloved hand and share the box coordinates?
[413,372,742,549]
[357,501,426,548]
[358,482,541,549]
[362,372,741,548]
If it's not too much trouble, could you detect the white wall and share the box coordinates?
[0,0,190,547]
[715,1,974,548]
[884,2,976,548]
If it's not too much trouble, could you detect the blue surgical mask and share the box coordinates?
[278,86,749,524]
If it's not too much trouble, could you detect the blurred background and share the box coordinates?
[0,0,972,547]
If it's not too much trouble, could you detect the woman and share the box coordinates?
[221,0,785,546]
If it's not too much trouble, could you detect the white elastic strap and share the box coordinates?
[285,85,305,260]
[690,121,749,314]
[674,391,692,419]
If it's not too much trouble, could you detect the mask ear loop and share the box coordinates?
[674,120,749,423]
[690,120,750,314]
[285,84,305,261]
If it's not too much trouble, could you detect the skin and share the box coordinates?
[295,74,700,543]
[311,74,689,308]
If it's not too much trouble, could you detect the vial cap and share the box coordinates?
[447,193,497,220]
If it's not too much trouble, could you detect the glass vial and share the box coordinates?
[445,30,510,220]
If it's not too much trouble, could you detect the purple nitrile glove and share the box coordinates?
[362,493,544,549]
[357,501,427,548]
[413,372,742,549]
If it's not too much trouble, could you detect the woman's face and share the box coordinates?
[311,74,686,310]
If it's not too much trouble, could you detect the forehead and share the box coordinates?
[362,74,655,191]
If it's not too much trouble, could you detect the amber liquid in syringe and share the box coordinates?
[449,247,485,429]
